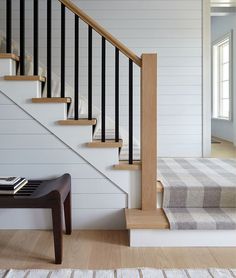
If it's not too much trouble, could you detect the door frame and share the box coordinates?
[202,0,212,157]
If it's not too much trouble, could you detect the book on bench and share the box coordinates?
[0,177,28,195]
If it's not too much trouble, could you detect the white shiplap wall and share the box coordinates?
[0,0,203,157]
[0,92,126,229]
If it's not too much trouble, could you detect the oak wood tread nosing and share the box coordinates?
[113,161,141,170]
[57,119,97,126]
[156,181,164,193]
[32,97,72,104]
[4,75,46,82]
[0,53,20,61]
[125,208,170,230]
[87,140,123,148]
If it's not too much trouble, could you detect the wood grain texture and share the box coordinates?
[58,119,97,125]
[0,53,19,61]
[58,0,141,66]
[87,140,123,148]
[4,75,46,82]
[141,54,157,210]
[0,230,235,269]
[125,209,169,229]
[32,98,71,104]
[113,161,141,170]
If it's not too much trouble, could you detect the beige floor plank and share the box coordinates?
[0,230,235,269]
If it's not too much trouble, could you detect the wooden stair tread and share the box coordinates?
[156,181,163,193]
[4,75,46,82]
[32,97,71,104]
[125,209,170,229]
[87,140,123,148]
[113,161,141,170]
[0,53,19,61]
[58,119,97,126]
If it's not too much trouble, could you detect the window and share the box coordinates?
[212,32,232,120]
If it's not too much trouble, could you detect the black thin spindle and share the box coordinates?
[129,59,133,164]
[115,48,119,142]
[47,0,52,97]
[88,26,93,120]
[101,37,106,142]
[6,0,12,53]
[74,15,79,120]
[33,0,38,75]
[61,3,65,98]
[20,0,25,75]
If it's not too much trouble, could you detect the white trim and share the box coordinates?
[202,0,212,157]
[130,229,236,247]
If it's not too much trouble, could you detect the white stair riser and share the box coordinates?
[0,59,17,76]
[130,229,236,247]
[157,192,163,208]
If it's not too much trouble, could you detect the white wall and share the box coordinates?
[0,0,203,157]
[0,92,126,229]
[211,14,236,143]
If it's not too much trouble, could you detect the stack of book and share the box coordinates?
[0,177,28,195]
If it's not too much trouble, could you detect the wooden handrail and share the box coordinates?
[58,0,142,67]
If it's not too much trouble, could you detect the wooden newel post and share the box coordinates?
[141,54,157,210]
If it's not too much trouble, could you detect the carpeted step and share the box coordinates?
[164,208,236,230]
[158,158,236,208]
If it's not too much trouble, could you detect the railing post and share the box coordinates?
[141,54,157,210]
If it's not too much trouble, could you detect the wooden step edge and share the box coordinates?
[0,53,20,61]
[87,140,123,148]
[32,97,71,104]
[125,208,170,230]
[156,180,164,193]
[4,75,46,82]
[113,161,141,170]
[57,119,97,126]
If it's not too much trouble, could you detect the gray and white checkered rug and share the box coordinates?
[1,268,236,278]
[158,158,236,230]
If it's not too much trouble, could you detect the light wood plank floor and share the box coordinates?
[211,138,236,158]
[0,230,235,269]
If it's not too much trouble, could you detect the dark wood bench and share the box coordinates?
[0,173,72,264]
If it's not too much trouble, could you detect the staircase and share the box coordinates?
[1,0,236,247]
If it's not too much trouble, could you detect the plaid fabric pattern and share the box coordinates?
[164,208,236,230]
[158,158,236,208]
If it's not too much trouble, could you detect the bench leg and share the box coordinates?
[52,204,63,264]
[64,191,72,235]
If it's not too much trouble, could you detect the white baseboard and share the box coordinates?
[130,229,236,247]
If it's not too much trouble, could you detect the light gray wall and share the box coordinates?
[0,0,203,157]
[211,14,236,143]
[0,92,126,229]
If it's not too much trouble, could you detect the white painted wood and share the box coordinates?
[72,194,127,209]
[0,119,50,134]
[0,59,16,76]
[130,229,236,247]
[0,208,125,230]
[71,179,121,194]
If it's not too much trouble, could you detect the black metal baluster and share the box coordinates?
[47,0,52,97]
[61,3,65,98]
[33,0,38,75]
[74,15,79,120]
[6,0,11,53]
[115,48,119,142]
[101,37,106,142]
[20,0,25,75]
[129,59,133,164]
[88,26,92,120]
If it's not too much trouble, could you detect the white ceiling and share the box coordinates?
[211,0,236,7]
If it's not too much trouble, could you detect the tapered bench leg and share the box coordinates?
[52,204,63,264]
[64,191,72,235]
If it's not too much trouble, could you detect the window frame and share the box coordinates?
[212,31,233,121]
